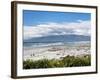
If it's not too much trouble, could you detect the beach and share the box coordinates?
[23,42,90,61]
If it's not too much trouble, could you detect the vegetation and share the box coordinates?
[23,54,91,69]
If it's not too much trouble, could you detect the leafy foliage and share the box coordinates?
[23,54,91,69]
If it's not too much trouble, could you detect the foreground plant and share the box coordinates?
[23,54,91,69]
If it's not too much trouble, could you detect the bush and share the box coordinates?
[23,54,91,69]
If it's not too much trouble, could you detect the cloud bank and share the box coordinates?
[24,20,91,40]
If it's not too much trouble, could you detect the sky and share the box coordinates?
[23,10,91,40]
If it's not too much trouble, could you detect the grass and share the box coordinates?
[23,54,91,69]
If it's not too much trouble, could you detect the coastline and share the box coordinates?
[23,43,90,61]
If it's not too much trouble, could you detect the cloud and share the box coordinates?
[24,20,91,40]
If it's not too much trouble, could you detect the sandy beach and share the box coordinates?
[23,42,90,61]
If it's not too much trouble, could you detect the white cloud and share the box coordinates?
[24,20,91,40]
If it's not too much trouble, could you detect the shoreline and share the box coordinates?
[23,43,90,61]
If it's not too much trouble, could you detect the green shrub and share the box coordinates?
[23,54,91,69]
[48,59,64,67]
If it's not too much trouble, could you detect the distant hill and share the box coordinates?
[24,35,90,43]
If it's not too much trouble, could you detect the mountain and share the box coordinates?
[24,35,90,43]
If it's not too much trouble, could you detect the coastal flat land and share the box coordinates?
[23,42,90,61]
